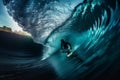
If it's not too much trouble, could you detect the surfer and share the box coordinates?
[61,39,73,57]
[61,39,84,62]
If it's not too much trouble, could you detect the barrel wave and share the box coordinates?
[1,0,120,80]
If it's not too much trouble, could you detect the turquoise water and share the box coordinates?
[2,0,120,80]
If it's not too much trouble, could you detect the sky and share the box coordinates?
[0,1,22,31]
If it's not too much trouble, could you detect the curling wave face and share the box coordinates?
[44,1,120,78]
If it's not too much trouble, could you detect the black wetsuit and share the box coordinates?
[61,39,72,55]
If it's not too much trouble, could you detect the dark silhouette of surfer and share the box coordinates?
[61,39,72,56]
[61,39,83,62]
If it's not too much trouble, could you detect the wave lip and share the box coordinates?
[3,0,84,44]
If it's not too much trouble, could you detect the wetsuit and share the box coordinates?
[61,39,72,55]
